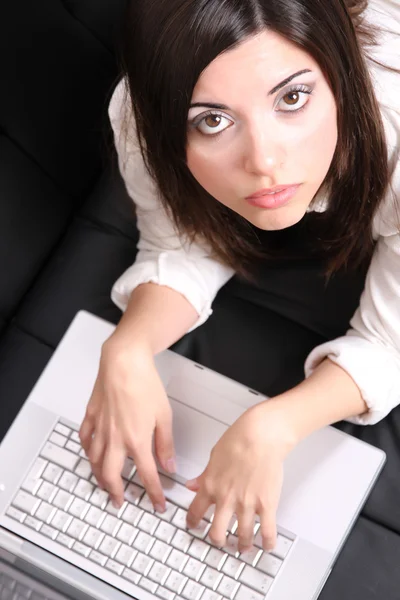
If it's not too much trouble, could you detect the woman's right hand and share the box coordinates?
[79,335,176,512]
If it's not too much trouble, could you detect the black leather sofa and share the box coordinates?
[1,2,400,599]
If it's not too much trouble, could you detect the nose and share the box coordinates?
[243,126,285,176]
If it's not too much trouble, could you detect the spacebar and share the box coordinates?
[133,471,196,509]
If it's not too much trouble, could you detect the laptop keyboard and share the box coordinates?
[5,422,296,600]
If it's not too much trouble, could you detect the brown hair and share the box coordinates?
[120,0,398,276]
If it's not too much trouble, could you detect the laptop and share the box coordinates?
[0,310,386,600]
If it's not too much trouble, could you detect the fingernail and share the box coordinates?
[112,498,121,509]
[239,546,252,554]
[166,458,177,474]
[154,503,166,514]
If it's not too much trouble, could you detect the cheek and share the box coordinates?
[187,146,232,199]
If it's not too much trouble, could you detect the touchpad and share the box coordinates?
[169,397,228,480]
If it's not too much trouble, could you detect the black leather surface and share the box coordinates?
[1,1,399,598]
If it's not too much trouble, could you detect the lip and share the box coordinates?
[245,184,302,210]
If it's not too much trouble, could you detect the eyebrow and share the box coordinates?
[189,68,313,110]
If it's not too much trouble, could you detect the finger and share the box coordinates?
[258,510,277,552]
[208,503,233,548]
[186,491,212,530]
[100,439,126,508]
[236,508,257,553]
[154,410,176,474]
[185,478,201,492]
[87,415,107,489]
[131,444,166,512]
[79,413,95,455]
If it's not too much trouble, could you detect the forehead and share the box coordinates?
[192,31,318,98]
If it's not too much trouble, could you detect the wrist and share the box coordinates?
[251,400,300,457]
[102,330,154,367]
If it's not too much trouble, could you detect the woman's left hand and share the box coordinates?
[185,402,297,553]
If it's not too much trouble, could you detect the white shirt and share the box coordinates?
[109,0,400,426]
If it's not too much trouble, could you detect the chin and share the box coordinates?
[246,204,308,231]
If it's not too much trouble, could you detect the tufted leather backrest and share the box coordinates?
[0,0,126,333]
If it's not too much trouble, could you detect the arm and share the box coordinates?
[106,282,198,357]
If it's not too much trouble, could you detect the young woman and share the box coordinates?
[79,0,400,554]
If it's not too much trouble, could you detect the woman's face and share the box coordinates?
[186,31,338,230]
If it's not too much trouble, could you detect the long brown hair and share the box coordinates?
[120,0,398,276]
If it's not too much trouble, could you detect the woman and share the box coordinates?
[79,0,400,554]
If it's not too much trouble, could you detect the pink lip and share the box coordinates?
[245,184,301,210]
[246,184,300,199]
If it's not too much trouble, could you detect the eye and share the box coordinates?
[276,84,313,113]
[192,111,233,136]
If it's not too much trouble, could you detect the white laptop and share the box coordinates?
[0,310,385,600]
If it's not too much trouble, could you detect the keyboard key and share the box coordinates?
[235,585,264,600]
[166,548,188,572]
[56,533,74,549]
[36,482,57,503]
[122,568,141,585]
[74,480,94,501]
[133,531,154,554]
[165,570,188,594]
[53,490,74,511]
[204,548,227,570]
[172,508,188,530]
[239,565,273,595]
[51,510,72,532]
[66,518,88,540]
[132,552,154,576]
[82,527,104,549]
[100,514,121,536]
[156,501,177,522]
[12,491,40,515]
[69,498,90,520]
[74,459,92,480]
[89,551,107,567]
[73,541,91,558]
[106,559,124,576]
[139,493,155,513]
[181,579,205,600]
[21,477,43,495]
[171,530,193,552]
[224,534,239,556]
[257,552,283,577]
[240,547,262,567]
[6,507,26,523]
[121,503,143,525]
[221,556,245,579]
[41,442,79,471]
[58,471,79,493]
[89,488,108,509]
[25,516,41,531]
[98,535,121,558]
[116,523,139,545]
[49,432,67,447]
[148,561,171,585]
[182,557,205,581]
[217,575,240,599]
[271,534,293,560]
[66,440,81,454]
[150,539,171,563]
[55,423,72,437]
[121,458,136,480]
[201,591,223,600]
[42,463,63,485]
[155,521,176,544]
[138,512,160,535]
[139,577,158,593]
[40,525,58,540]
[187,539,209,561]
[36,501,56,523]
[70,430,81,443]
[84,506,105,528]
[124,483,144,505]
[188,519,210,540]
[200,567,223,590]
[115,544,137,567]
[105,500,127,518]
[156,587,175,600]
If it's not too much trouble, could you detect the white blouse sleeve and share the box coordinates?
[108,80,234,330]
[305,115,400,425]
